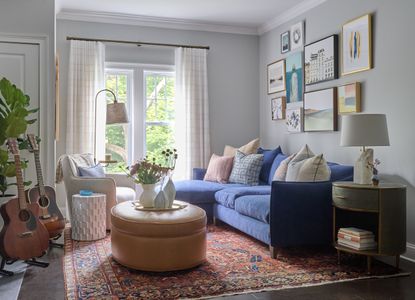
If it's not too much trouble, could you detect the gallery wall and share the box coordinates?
[259,0,415,259]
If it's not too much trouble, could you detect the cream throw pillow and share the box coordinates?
[223,138,260,157]
[296,154,331,182]
[273,154,295,181]
[285,144,314,181]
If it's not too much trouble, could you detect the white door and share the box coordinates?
[0,41,40,195]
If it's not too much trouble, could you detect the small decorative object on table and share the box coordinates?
[368,158,380,186]
[126,149,178,208]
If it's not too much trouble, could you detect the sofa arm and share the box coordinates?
[193,168,207,180]
[270,181,333,247]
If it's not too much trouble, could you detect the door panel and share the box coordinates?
[0,42,40,195]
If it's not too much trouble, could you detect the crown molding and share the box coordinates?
[258,0,328,35]
[57,9,259,36]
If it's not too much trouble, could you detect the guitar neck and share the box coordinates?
[33,151,46,196]
[13,154,27,210]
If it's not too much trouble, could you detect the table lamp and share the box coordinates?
[340,114,389,184]
[94,89,129,163]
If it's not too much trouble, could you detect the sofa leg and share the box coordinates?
[213,216,218,226]
[269,246,279,259]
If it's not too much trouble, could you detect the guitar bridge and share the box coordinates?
[18,232,34,238]
[40,214,51,220]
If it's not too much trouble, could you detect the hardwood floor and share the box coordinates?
[17,244,415,300]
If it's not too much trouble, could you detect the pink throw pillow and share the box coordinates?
[204,154,234,183]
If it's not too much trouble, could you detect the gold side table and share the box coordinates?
[332,181,406,274]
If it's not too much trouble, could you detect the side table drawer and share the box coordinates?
[332,186,379,211]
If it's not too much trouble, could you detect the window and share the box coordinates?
[101,64,175,174]
[144,71,175,164]
[104,70,132,173]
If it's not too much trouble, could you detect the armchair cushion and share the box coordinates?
[78,164,105,177]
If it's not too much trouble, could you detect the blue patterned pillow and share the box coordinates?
[229,151,264,185]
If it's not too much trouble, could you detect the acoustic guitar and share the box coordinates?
[0,138,49,260]
[27,134,65,239]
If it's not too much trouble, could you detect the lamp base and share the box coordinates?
[353,148,373,185]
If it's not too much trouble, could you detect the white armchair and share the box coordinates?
[59,154,136,229]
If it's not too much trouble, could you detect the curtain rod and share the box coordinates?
[66,36,210,50]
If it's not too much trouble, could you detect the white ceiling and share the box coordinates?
[56,0,327,35]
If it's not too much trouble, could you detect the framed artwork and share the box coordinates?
[281,31,290,54]
[304,87,337,132]
[286,107,303,133]
[271,97,286,120]
[304,35,338,85]
[342,14,372,75]
[285,51,303,106]
[267,59,286,94]
[338,82,361,114]
[290,21,304,50]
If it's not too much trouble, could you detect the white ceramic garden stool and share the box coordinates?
[71,193,107,241]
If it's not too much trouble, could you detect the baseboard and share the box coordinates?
[401,243,415,262]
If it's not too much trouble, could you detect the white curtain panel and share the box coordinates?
[66,40,105,156]
[175,47,211,179]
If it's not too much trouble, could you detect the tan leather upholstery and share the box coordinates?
[111,201,207,272]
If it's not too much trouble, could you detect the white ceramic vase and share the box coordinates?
[139,184,157,208]
[163,177,176,208]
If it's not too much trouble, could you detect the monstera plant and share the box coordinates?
[0,77,37,197]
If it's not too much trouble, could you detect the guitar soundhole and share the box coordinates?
[19,209,31,222]
[38,196,50,208]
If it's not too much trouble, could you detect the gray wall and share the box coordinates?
[259,0,415,251]
[56,20,260,159]
[0,0,56,184]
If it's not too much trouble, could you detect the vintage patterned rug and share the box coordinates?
[64,225,408,299]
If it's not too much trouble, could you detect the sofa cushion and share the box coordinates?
[223,138,260,157]
[229,151,264,185]
[215,186,271,209]
[268,153,287,184]
[78,164,105,177]
[286,145,315,181]
[257,146,282,184]
[273,154,295,182]
[175,180,247,205]
[294,154,331,182]
[204,154,234,183]
[329,164,354,181]
[234,195,270,224]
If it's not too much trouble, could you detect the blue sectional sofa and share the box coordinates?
[175,153,353,258]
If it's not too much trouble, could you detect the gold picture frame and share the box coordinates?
[341,14,372,76]
[271,96,286,120]
[267,59,286,94]
[337,82,361,114]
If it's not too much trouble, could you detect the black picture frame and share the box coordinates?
[304,34,338,86]
[281,31,290,54]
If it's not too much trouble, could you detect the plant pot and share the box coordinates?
[139,184,157,208]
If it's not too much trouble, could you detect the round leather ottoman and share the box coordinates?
[111,200,207,272]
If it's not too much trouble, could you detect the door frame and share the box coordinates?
[0,32,54,186]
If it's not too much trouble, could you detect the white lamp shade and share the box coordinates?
[340,114,390,147]
[106,102,129,124]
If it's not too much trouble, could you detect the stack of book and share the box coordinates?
[337,227,377,250]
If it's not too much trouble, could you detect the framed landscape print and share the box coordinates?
[285,51,303,106]
[338,82,361,114]
[304,88,337,132]
[304,35,338,85]
[342,14,372,75]
[290,21,304,50]
[271,97,286,120]
[267,59,286,94]
[286,107,303,133]
[281,31,290,54]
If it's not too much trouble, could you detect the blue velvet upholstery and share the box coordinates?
[234,195,270,223]
[175,180,246,205]
[257,146,282,184]
[270,181,333,247]
[215,186,271,209]
[214,204,270,244]
[193,168,207,180]
[329,164,354,181]
[268,153,287,184]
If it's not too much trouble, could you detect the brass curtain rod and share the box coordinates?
[66,36,210,50]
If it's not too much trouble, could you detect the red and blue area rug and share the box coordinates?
[64,225,408,299]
